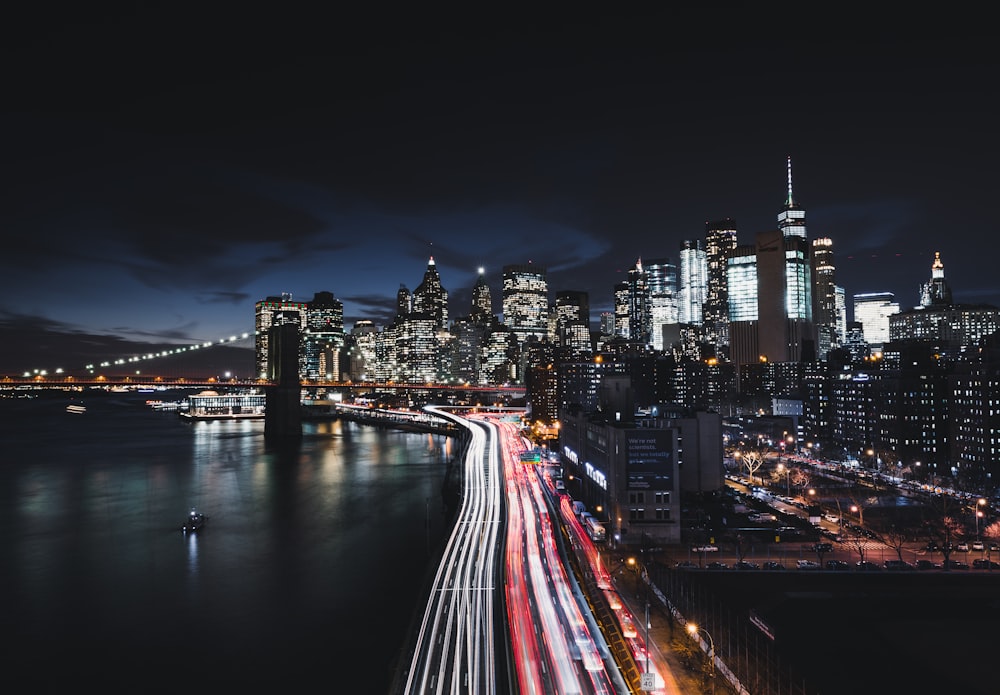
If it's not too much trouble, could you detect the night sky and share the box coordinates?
[3,8,999,375]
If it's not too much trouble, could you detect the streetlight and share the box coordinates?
[851,503,864,527]
[975,498,987,538]
[687,622,716,694]
[777,463,791,496]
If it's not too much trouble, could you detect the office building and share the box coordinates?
[853,292,898,348]
[678,240,707,326]
[703,218,738,353]
[645,257,678,352]
[302,291,344,382]
[811,237,839,361]
[502,263,549,345]
[254,293,308,379]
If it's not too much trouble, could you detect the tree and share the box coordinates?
[738,449,765,486]
[882,523,910,563]
[921,494,966,569]
[983,520,1000,563]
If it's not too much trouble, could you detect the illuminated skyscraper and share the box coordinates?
[412,256,448,329]
[502,263,549,344]
[678,240,706,326]
[303,291,344,381]
[811,237,838,360]
[703,218,738,352]
[778,156,806,240]
[254,293,308,379]
[470,267,493,320]
[627,258,651,346]
[612,281,630,339]
[920,251,953,307]
[645,257,678,352]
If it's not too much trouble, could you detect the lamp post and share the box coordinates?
[975,498,987,538]
[687,622,716,695]
[851,503,863,527]
[777,463,790,496]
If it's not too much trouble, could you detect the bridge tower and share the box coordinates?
[264,322,302,439]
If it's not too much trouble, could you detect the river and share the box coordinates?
[0,388,456,693]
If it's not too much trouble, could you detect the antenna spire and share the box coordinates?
[786,155,795,207]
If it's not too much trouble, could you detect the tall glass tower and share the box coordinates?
[678,240,707,325]
[645,257,678,352]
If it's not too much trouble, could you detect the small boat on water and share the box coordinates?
[182,509,207,533]
[66,404,87,414]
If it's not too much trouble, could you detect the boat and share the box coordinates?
[182,509,207,533]
[66,404,87,414]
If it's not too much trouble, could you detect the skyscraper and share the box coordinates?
[303,291,344,381]
[470,267,493,320]
[703,218,738,353]
[627,258,651,346]
[645,257,678,352]
[678,240,707,326]
[254,293,308,379]
[811,237,838,360]
[777,156,806,240]
[502,263,549,345]
[412,256,449,329]
[920,251,953,307]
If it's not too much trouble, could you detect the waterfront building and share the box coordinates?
[347,320,379,381]
[303,291,344,382]
[254,293,308,379]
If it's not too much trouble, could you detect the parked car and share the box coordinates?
[945,559,970,570]
[884,560,915,571]
[675,561,699,569]
[811,542,833,553]
[691,545,719,553]
[796,559,821,570]
[856,561,882,572]
[972,558,1000,569]
[734,560,760,570]
[956,543,970,552]
[706,561,729,570]
[825,560,850,571]
[916,559,942,570]
[971,540,985,551]
[762,561,785,570]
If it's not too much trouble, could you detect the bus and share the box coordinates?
[583,515,607,542]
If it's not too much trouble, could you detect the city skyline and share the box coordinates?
[4,9,999,373]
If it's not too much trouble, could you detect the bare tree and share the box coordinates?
[922,494,966,569]
[882,523,909,563]
[739,449,765,486]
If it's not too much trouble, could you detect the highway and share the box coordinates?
[496,417,624,695]
[401,408,504,695]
